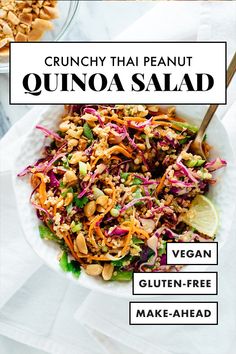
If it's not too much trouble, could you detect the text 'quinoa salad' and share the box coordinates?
[18,105,226,281]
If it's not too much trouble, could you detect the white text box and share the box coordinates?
[10,42,226,104]
[129,302,218,325]
[166,242,218,265]
[133,272,218,295]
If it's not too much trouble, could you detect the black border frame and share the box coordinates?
[129,301,218,325]
[9,41,227,105]
[132,271,218,295]
[166,242,218,265]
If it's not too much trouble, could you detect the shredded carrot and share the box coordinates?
[63,233,81,263]
[110,155,122,162]
[121,221,134,255]
[107,145,132,159]
[91,155,103,168]
[104,179,116,213]
[35,173,47,207]
[94,224,105,240]
[89,254,119,261]
[133,227,150,239]
[124,174,133,186]
[91,146,132,168]
[156,172,166,196]
[53,204,57,215]
[152,121,183,131]
[88,215,102,249]
[105,115,128,126]
[118,142,133,154]
[124,116,147,122]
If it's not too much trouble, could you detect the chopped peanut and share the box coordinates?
[0,0,58,56]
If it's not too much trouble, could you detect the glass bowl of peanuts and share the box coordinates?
[0,0,80,73]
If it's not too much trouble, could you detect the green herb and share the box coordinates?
[62,158,70,169]
[132,236,144,245]
[39,225,58,242]
[203,134,207,141]
[59,251,69,272]
[39,225,69,253]
[120,172,129,181]
[59,252,81,278]
[83,122,93,141]
[179,137,190,144]
[158,241,167,256]
[57,130,65,138]
[61,187,73,198]
[171,121,198,134]
[111,271,133,281]
[131,177,142,185]
[73,195,89,208]
[68,260,81,278]
[60,181,64,188]
[111,255,132,268]
[111,257,126,268]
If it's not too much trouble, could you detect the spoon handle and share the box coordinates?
[196,52,236,140]
[227,52,236,87]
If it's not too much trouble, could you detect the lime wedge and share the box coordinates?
[182,195,218,238]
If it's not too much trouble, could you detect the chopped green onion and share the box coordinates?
[102,245,108,252]
[185,159,205,168]
[132,236,144,245]
[79,161,87,177]
[111,271,133,281]
[92,186,104,199]
[110,208,120,217]
[171,121,198,134]
[61,187,73,198]
[120,172,129,181]
[83,122,93,141]
[133,188,143,205]
[67,202,74,214]
[71,221,82,233]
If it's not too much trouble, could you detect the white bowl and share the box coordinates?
[12,105,236,298]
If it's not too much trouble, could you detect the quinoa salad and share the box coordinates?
[18,105,226,281]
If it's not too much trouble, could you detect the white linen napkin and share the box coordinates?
[0,2,235,354]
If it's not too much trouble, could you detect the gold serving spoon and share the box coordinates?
[190,52,236,158]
